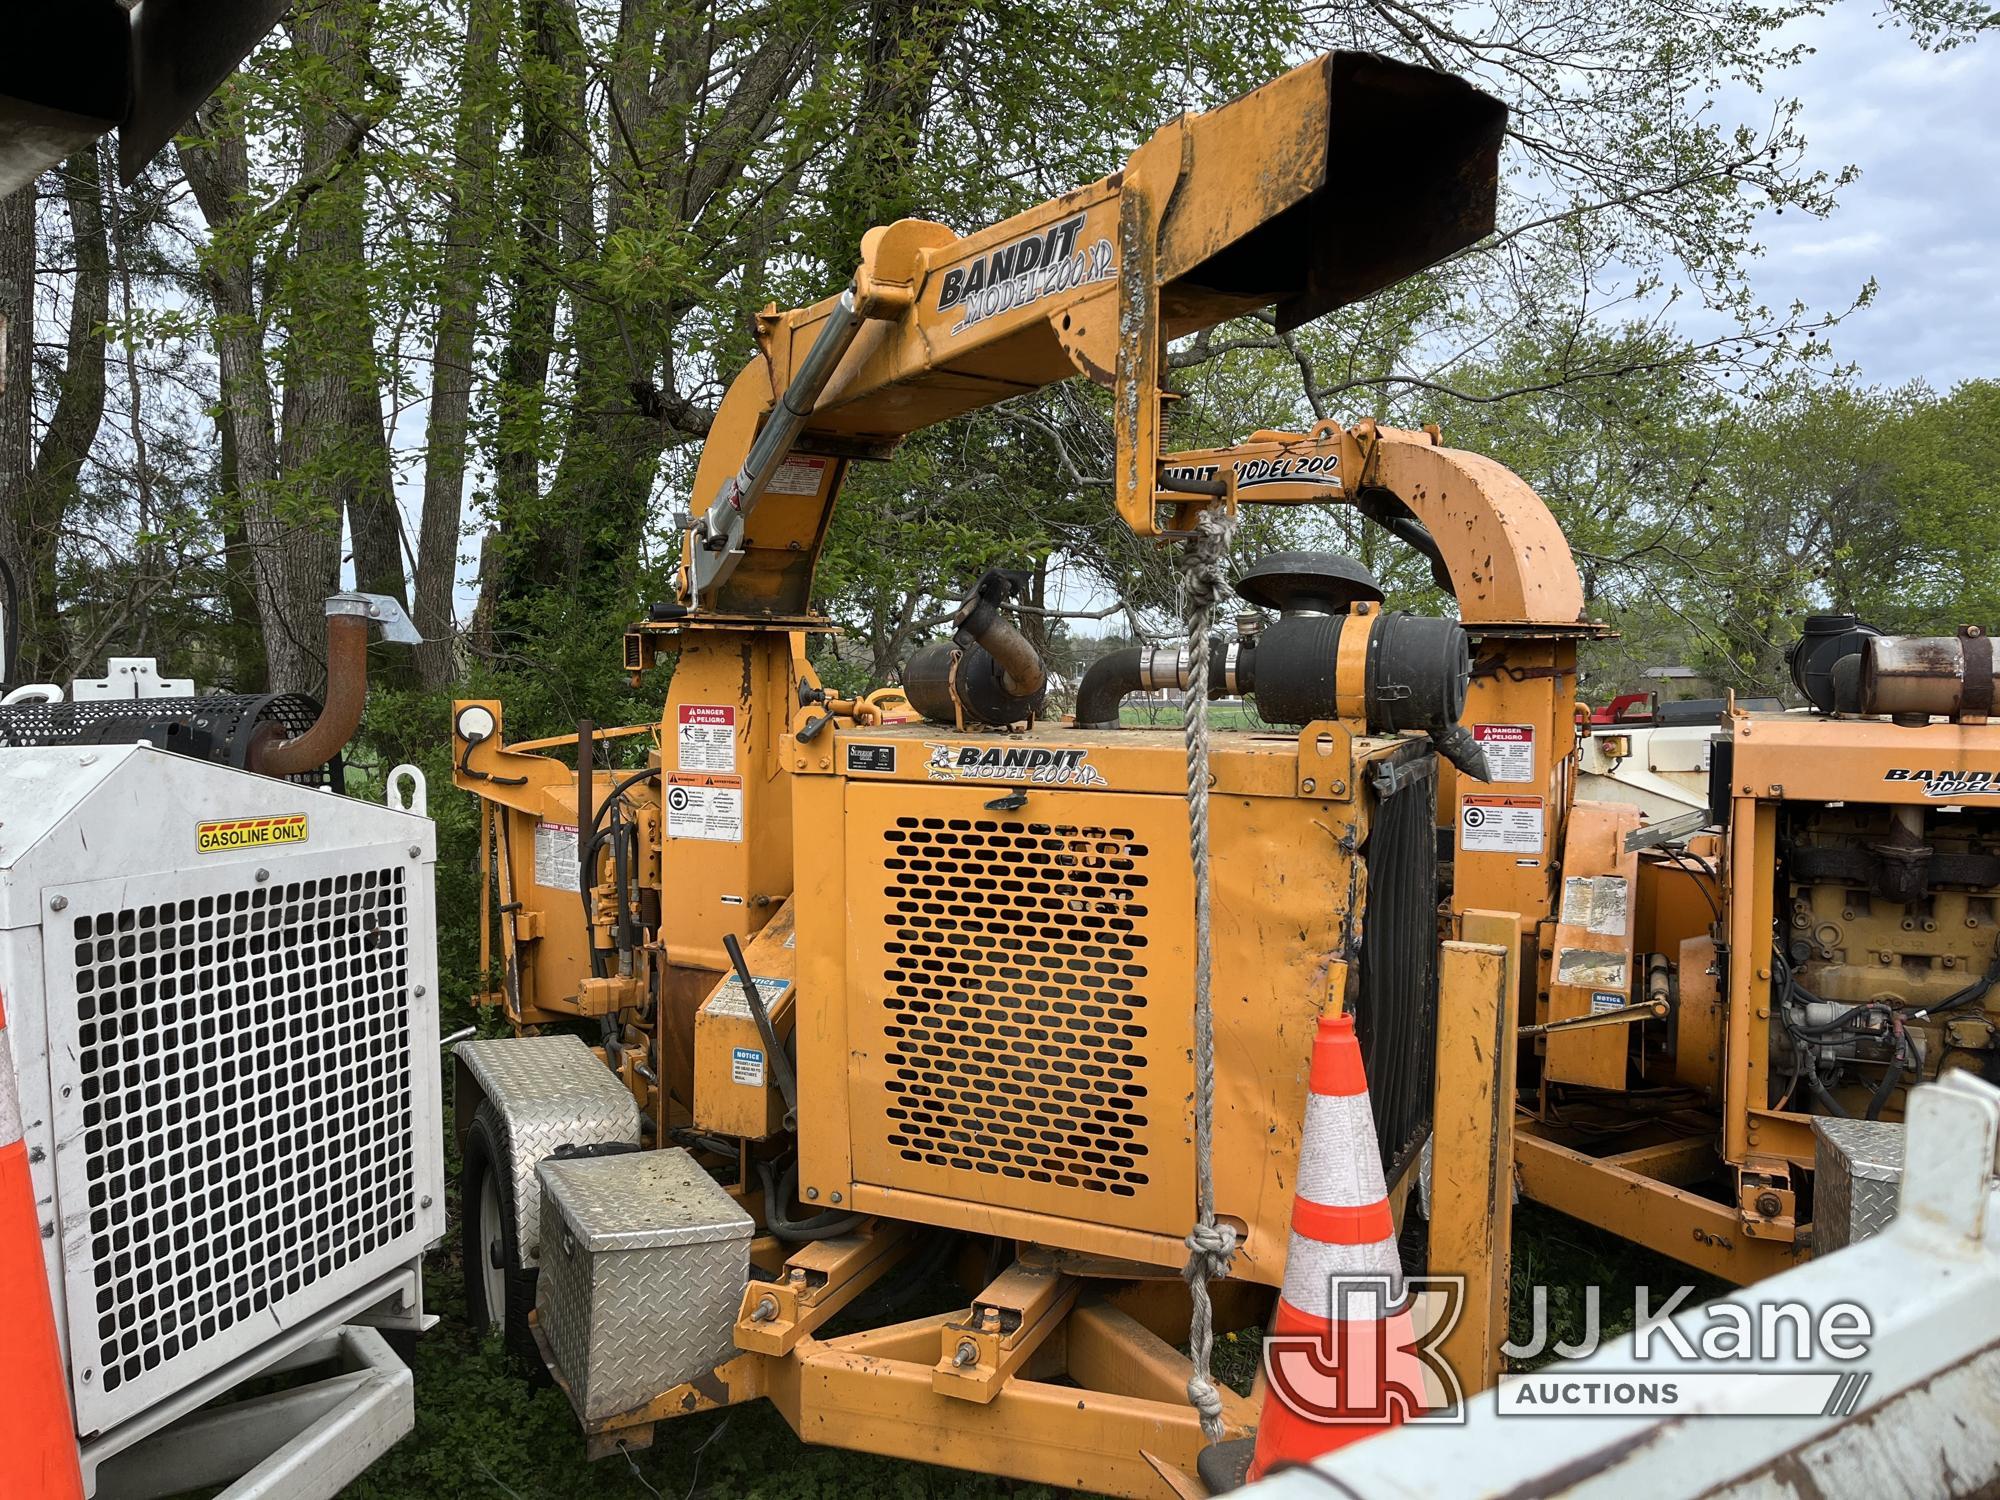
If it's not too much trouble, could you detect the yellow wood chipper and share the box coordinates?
[447,47,2000,1498]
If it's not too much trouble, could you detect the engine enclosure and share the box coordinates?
[784,721,1438,1285]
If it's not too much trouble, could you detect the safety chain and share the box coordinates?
[1180,505,1237,1443]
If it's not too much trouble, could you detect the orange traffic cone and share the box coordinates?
[1249,1012,1425,1480]
[0,993,84,1499]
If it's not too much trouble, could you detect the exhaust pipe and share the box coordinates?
[249,593,418,777]
[902,571,1049,729]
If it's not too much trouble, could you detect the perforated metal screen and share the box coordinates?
[50,849,428,1431]
[848,787,1194,1235]
[0,692,341,786]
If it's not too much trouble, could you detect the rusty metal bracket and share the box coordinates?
[734,1218,915,1356]
[1471,652,1575,684]
[932,1261,1079,1404]
[1739,1159,1798,1244]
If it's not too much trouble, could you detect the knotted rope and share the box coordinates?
[1180,505,1237,1442]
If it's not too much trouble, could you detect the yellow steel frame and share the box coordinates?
[557,1296,1257,1499]
[1430,914,1519,1395]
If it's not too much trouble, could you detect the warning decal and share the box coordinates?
[1473,724,1536,784]
[1561,875,1631,937]
[1557,949,1629,990]
[197,813,308,854]
[731,1047,766,1087]
[767,457,828,496]
[1460,795,1545,854]
[676,704,737,774]
[534,821,580,889]
[666,772,743,842]
[706,973,790,1020]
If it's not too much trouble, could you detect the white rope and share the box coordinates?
[1180,505,1237,1443]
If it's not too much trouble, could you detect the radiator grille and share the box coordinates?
[879,815,1156,1198]
[70,866,415,1410]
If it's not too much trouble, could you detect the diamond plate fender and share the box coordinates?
[1813,1115,1906,1254]
[454,1035,641,1266]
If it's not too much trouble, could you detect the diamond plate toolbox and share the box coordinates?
[1813,1116,1905,1254]
[536,1148,753,1421]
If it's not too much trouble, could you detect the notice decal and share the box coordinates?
[666,772,744,842]
[533,820,580,889]
[765,457,827,496]
[1460,795,1545,854]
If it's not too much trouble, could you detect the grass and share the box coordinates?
[1116,703,1269,731]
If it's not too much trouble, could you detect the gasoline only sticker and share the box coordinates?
[1473,724,1535,783]
[196,813,308,853]
[666,773,743,842]
[731,1047,766,1087]
[533,821,580,889]
[676,704,737,774]
[1460,795,1545,854]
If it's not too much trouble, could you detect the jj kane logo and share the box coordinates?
[1263,1276,1876,1431]
[925,743,1108,788]
[1160,453,1343,492]
[1885,767,2000,798]
[935,213,1115,337]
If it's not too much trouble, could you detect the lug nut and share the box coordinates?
[1755,1191,1782,1218]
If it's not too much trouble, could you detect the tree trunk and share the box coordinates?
[0,178,32,682]
[272,0,391,690]
[413,0,505,689]
[21,144,113,679]
[180,101,312,692]
[481,0,589,632]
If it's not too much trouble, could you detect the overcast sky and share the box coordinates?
[1745,8,2000,387]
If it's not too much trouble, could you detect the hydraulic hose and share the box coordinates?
[756,1160,865,1243]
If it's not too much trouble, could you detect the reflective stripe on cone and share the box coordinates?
[1250,1013,1425,1481]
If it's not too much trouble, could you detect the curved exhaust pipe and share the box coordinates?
[249,593,418,777]
[957,579,1046,702]
[900,570,1049,729]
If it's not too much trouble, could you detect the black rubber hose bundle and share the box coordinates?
[756,1159,864,1243]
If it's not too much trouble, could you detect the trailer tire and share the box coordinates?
[462,1101,540,1367]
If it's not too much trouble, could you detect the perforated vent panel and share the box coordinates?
[55,855,425,1430]
[848,787,1192,1235]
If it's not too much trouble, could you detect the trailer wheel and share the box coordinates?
[462,1100,540,1365]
